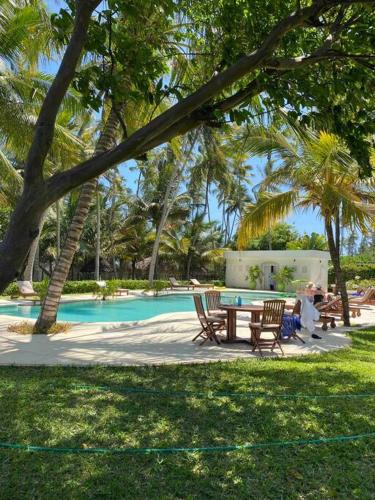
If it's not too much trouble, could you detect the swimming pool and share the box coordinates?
[0,291,291,323]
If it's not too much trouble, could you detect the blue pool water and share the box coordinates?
[0,292,291,323]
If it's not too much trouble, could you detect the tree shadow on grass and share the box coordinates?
[0,329,374,498]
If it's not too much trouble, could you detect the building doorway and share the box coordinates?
[262,263,279,290]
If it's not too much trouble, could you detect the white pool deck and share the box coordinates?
[0,290,374,366]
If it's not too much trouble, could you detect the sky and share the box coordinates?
[43,0,324,236]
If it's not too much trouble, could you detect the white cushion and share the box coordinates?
[17,281,35,294]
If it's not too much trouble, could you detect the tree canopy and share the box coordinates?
[1,0,375,291]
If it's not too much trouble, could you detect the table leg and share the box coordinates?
[226,309,237,341]
[222,309,251,344]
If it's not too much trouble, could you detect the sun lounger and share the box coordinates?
[190,279,214,289]
[169,277,193,290]
[316,297,361,328]
[11,281,40,301]
[95,281,129,296]
[349,287,375,305]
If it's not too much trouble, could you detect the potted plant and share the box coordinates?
[247,265,263,290]
[273,266,294,292]
[94,281,118,300]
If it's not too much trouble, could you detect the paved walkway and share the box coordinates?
[0,305,373,366]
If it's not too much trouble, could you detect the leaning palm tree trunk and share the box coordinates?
[95,184,101,280]
[34,107,121,333]
[148,136,196,284]
[148,169,180,283]
[22,216,45,282]
[325,218,350,327]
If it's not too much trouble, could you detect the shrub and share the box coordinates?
[347,278,375,289]
[212,280,225,287]
[1,279,170,296]
[144,280,169,296]
[328,263,375,283]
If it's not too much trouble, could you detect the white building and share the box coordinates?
[225,250,330,290]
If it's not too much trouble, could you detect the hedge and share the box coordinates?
[2,279,170,296]
[328,263,375,283]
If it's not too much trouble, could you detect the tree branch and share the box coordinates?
[265,49,375,70]
[23,0,100,187]
[44,0,375,201]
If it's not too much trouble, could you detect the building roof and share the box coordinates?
[225,250,330,260]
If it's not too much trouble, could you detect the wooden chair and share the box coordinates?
[204,290,227,319]
[192,294,225,345]
[283,299,305,344]
[249,300,286,356]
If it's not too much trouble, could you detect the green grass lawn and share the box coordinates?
[0,330,375,499]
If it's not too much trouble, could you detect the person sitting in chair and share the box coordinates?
[313,284,325,305]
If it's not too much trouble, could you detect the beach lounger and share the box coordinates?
[349,287,375,305]
[190,279,214,289]
[169,277,193,290]
[95,281,129,296]
[316,297,361,330]
[11,281,40,301]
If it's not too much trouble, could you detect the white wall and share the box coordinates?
[225,250,329,290]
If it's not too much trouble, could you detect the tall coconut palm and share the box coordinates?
[147,133,198,283]
[34,104,121,332]
[238,127,375,326]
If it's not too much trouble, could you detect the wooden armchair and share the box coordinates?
[204,290,227,319]
[249,300,286,356]
[192,294,225,345]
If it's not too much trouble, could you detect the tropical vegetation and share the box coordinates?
[0,0,374,330]
[238,127,375,325]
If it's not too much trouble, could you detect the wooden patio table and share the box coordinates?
[219,303,294,343]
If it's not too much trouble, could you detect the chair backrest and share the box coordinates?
[96,281,106,288]
[193,294,207,325]
[292,299,301,316]
[205,290,221,314]
[261,300,286,327]
[169,277,179,286]
[360,287,374,301]
[316,296,341,311]
[190,278,200,285]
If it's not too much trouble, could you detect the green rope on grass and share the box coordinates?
[1,432,374,455]
[66,384,375,400]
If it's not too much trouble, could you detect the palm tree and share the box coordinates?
[34,104,121,332]
[114,220,153,279]
[147,133,198,283]
[162,215,224,279]
[286,232,328,250]
[238,126,375,326]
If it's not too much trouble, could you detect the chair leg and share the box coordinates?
[293,332,305,344]
[208,324,221,345]
[192,328,205,342]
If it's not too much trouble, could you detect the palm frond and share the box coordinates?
[237,190,298,249]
